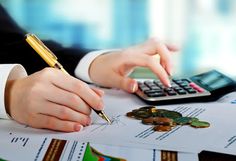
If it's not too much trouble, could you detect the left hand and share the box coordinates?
[89,38,178,93]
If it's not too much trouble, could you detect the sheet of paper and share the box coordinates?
[0,89,236,156]
[62,89,236,155]
[0,136,87,161]
[69,89,236,155]
[0,133,198,161]
[216,92,236,104]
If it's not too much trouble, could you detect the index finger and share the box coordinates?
[123,54,171,87]
[126,38,173,75]
[146,39,173,76]
[49,69,104,110]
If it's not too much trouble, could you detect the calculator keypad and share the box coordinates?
[136,79,211,101]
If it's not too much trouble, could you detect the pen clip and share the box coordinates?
[26,33,58,60]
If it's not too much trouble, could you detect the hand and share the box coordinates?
[89,38,178,93]
[5,68,104,132]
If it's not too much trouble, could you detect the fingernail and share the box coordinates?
[164,77,171,87]
[167,81,172,88]
[130,82,137,93]
[74,124,83,132]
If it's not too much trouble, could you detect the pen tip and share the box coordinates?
[105,117,112,124]
[99,110,112,124]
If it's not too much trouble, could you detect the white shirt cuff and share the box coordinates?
[75,50,116,83]
[0,64,27,119]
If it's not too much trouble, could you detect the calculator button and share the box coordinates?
[158,84,165,89]
[179,83,189,87]
[189,82,204,93]
[183,86,192,90]
[144,89,163,94]
[153,80,161,85]
[164,87,173,92]
[144,81,155,87]
[138,85,150,91]
[167,91,177,96]
[147,92,166,97]
[172,79,179,82]
[186,89,197,94]
[173,87,182,91]
[189,82,197,88]
[196,87,204,93]
[154,82,164,88]
[150,86,161,90]
[173,79,183,84]
[171,84,179,88]
[176,90,187,95]
[170,82,177,86]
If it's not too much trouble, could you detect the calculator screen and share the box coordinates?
[191,70,234,91]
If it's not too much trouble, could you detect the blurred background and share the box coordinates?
[1,0,236,79]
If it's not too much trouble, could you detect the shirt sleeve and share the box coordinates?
[0,64,27,119]
[74,50,117,83]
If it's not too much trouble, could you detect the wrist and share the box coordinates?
[89,54,107,82]
[75,49,120,83]
[4,79,15,116]
[89,51,121,86]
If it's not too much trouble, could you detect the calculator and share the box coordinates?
[135,70,236,105]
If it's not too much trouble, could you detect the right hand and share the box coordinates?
[4,67,104,132]
[89,38,178,93]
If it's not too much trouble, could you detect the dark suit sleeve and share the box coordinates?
[0,5,90,76]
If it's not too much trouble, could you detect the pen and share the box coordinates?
[25,33,111,124]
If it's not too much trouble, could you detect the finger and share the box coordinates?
[50,71,104,110]
[140,39,174,76]
[147,57,171,87]
[28,114,83,132]
[120,54,171,87]
[44,85,91,115]
[154,41,173,76]
[106,70,138,93]
[125,39,173,76]
[91,87,105,97]
[166,44,179,52]
[38,102,91,126]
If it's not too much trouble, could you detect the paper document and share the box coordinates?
[216,92,236,104]
[0,133,198,161]
[67,89,236,155]
[0,89,236,156]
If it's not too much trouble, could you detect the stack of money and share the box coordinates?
[126,106,210,132]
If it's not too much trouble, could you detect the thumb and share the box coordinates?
[111,73,138,93]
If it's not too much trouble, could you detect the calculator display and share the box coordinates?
[190,70,234,91]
